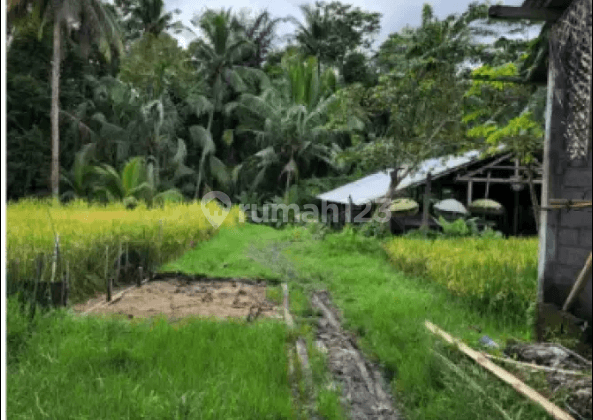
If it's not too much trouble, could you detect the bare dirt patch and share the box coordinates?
[312,290,402,420]
[74,278,282,321]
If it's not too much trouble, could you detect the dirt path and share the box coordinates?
[312,290,402,420]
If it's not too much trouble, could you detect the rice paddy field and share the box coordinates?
[6,200,571,420]
[385,236,539,324]
[6,199,243,300]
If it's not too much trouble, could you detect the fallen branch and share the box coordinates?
[542,343,593,367]
[82,278,149,315]
[425,321,576,420]
[484,354,592,377]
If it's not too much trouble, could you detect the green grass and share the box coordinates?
[169,224,552,420]
[8,301,296,420]
[161,225,283,281]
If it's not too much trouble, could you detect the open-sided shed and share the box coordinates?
[490,0,592,336]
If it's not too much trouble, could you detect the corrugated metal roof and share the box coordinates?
[316,170,393,205]
[395,149,482,191]
[316,148,504,205]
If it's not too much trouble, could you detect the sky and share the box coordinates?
[163,0,532,50]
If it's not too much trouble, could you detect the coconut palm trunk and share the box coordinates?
[51,16,62,198]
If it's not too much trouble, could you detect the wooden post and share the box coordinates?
[51,235,60,283]
[467,180,473,207]
[513,190,520,235]
[485,171,492,198]
[116,241,122,286]
[105,246,111,302]
[422,173,432,232]
[347,195,354,224]
[137,266,143,287]
[526,166,540,234]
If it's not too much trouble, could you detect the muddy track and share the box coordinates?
[312,291,402,420]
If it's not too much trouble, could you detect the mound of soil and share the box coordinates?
[74,279,282,321]
[312,291,402,420]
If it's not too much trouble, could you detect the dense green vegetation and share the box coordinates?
[7,0,545,206]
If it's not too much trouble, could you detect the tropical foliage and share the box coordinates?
[6,0,544,210]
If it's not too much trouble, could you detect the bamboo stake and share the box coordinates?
[105,246,111,302]
[484,354,591,377]
[64,261,69,306]
[563,252,593,312]
[282,283,294,329]
[425,321,576,420]
[116,241,122,286]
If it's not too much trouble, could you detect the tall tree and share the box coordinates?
[233,9,286,68]
[113,0,189,43]
[289,1,381,74]
[15,0,123,198]
[187,8,270,197]
[232,53,341,198]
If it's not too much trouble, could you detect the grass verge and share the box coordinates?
[7,298,296,420]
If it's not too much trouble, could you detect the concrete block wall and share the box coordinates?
[540,83,592,323]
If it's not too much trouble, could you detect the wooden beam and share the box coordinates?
[425,321,576,420]
[488,166,543,172]
[460,153,514,180]
[457,176,542,184]
[467,180,474,207]
[488,6,564,22]
[421,172,432,232]
[562,252,593,312]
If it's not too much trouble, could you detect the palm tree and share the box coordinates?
[10,0,123,199]
[233,10,285,68]
[188,8,268,197]
[115,0,191,42]
[288,4,333,77]
[233,54,341,196]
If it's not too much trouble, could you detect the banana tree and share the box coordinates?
[60,143,99,201]
[189,125,231,198]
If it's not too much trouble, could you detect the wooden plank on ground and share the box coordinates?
[425,321,576,420]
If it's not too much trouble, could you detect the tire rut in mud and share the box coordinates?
[312,290,403,420]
